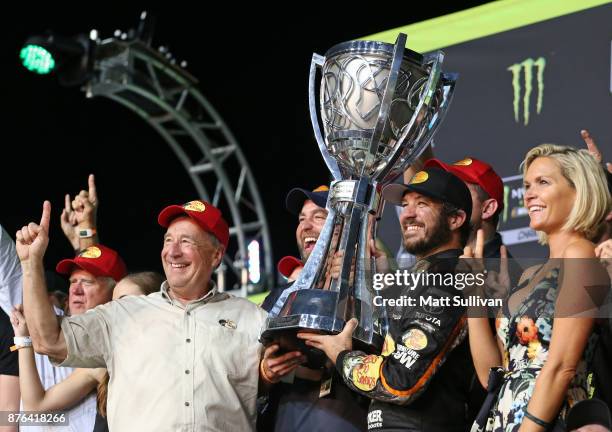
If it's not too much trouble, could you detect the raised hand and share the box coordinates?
[485,245,511,299]
[327,242,385,285]
[72,174,98,228]
[581,129,612,174]
[459,229,488,301]
[60,193,79,250]
[16,201,51,263]
[370,238,391,273]
[10,304,29,337]
[595,239,612,280]
[596,239,612,259]
[460,229,485,267]
[328,250,344,280]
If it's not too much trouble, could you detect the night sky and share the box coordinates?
[1,2,492,291]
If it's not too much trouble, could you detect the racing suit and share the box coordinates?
[335,249,474,431]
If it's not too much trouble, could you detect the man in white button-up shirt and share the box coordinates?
[17,199,302,431]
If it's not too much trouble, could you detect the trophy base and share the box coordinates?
[260,313,342,368]
[261,290,384,368]
[260,313,385,369]
[260,328,328,369]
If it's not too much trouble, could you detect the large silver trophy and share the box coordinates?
[261,34,457,366]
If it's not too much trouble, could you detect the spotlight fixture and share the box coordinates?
[20,33,93,86]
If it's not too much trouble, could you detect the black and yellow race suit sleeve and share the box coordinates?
[336,286,467,405]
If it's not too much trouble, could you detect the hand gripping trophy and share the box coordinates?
[262,33,457,366]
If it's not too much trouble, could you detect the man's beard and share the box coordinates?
[403,211,452,256]
[298,241,313,261]
[299,245,308,261]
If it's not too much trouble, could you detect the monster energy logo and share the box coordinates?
[503,185,510,223]
[507,57,546,126]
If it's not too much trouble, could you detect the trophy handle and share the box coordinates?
[373,50,450,183]
[309,53,342,180]
[361,33,407,178]
[415,70,458,155]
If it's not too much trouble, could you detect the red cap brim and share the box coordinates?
[277,256,303,278]
[157,204,230,248]
[158,205,190,228]
[56,259,104,278]
[425,158,504,210]
[424,158,474,184]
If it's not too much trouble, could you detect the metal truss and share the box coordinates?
[83,35,273,296]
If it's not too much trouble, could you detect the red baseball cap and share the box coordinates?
[424,157,504,210]
[56,245,127,282]
[157,200,229,248]
[277,256,303,278]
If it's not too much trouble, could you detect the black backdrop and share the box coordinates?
[2,2,609,291]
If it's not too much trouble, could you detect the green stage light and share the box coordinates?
[20,33,93,86]
[20,44,55,74]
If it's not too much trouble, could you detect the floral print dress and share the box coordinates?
[483,267,597,431]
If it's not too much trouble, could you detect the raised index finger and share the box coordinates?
[88,174,98,205]
[499,245,509,276]
[581,129,602,163]
[64,194,72,213]
[474,229,485,259]
[40,201,51,231]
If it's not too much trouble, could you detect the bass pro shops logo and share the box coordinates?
[507,57,546,126]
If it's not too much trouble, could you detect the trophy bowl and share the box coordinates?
[261,33,457,367]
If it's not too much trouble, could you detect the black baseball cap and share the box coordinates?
[566,399,612,431]
[285,185,329,215]
[383,167,472,221]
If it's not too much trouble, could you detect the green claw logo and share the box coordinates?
[507,57,546,126]
[503,185,510,223]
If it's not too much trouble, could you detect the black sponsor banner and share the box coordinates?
[379,4,612,259]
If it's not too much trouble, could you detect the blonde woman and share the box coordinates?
[10,272,162,432]
[467,144,611,431]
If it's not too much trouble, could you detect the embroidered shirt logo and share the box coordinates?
[218,319,237,329]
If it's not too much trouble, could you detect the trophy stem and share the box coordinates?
[330,176,370,303]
